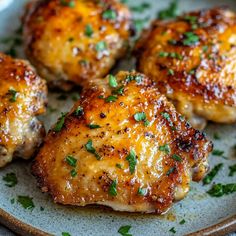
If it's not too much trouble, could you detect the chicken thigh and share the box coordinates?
[135,7,236,129]
[32,71,212,214]
[0,53,47,167]
[23,0,133,90]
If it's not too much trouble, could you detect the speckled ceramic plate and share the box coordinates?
[0,0,236,235]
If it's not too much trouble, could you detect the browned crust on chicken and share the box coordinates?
[135,7,236,128]
[32,71,212,214]
[0,52,47,167]
[23,0,133,90]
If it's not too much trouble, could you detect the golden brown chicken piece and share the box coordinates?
[135,7,236,130]
[0,53,47,167]
[22,0,133,90]
[32,71,212,214]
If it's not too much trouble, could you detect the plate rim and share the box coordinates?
[0,207,235,236]
[0,0,235,235]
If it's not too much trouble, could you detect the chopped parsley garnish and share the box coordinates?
[57,94,67,100]
[159,144,171,154]
[212,149,224,156]
[53,112,67,132]
[126,149,137,174]
[10,198,15,204]
[109,180,117,196]
[172,154,182,162]
[213,132,221,140]
[105,95,118,103]
[189,69,196,75]
[229,164,236,177]
[134,112,146,122]
[95,41,107,51]
[179,115,185,121]
[191,24,198,30]
[169,52,183,60]
[179,219,186,225]
[137,187,147,196]
[116,163,122,169]
[169,227,176,234]
[62,233,71,236]
[131,3,150,13]
[133,17,149,32]
[8,89,18,102]
[102,9,117,20]
[118,225,132,236]
[159,51,169,57]
[98,95,104,99]
[161,112,170,120]
[17,196,35,210]
[70,169,77,177]
[112,86,124,95]
[79,59,89,67]
[168,39,177,45]
[168,68,174,75]
[202,163,223,185]
[108,74,118,88]
[66,155,77,167]
[85,139,101,160]
[208,54,213,60]
[183,15,198,29]
[134,112,150,126]
[159,51,183,60]
[207,183,236,197]
[87,124,101,129]
[183,32,199,46]
[71,93,80,101]
[144,119,150,127]
[60,0,75,8]
[2,172,18,187]
[202,45,209,53]
[170,52,183,60]
[74,106,83,116]
[84,24,93,37]
[183,15,197,24]
[157,0,178,20]
[166,166,176,176]
[125,74,143,84]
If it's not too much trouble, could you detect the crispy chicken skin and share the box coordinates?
[0,53,47,167]
[23,0,133,90]
[135,7,236,130]
[32,71,212,214]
